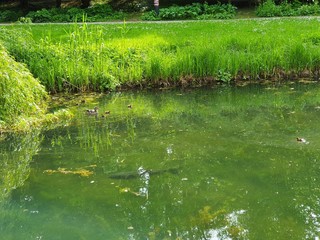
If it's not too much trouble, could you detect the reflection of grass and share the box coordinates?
[3,84,320,239]
[1,19,320,92]
[0,131,42,202]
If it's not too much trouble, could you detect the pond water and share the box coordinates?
[1,83,320,239]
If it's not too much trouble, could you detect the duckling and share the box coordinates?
[105,110,111,115]
[86,106,99,115]
[127,104,132,109]
[296,137,309,144]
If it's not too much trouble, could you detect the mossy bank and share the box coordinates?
[0,43,73,132]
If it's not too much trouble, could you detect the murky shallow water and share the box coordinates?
[2,83,320,239]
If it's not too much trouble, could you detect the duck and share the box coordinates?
[86,106,99,115]
[296,137,309,144]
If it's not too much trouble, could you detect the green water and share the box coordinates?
[1,83,320,239]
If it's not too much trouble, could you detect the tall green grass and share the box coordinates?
[1,19,320,92]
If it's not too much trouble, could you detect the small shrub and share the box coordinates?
[217,70,232,83]
[256,0,281,17]
[26,8,52,23]
[86,4,113,15]
[141,11,161,20]
[297,4,320,15]
[17,17,32,24]
[256,0,320,17]
[0,10,24,22]
[203,3,236,16]
[51,14,72,22]
[25,5,125,23]
[279,2,295,16]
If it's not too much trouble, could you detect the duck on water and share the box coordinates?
[86,107,99,115]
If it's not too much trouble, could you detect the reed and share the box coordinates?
[1,18,320,92]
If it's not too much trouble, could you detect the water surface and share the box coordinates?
[1,83,320,239]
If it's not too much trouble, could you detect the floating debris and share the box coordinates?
[44,167,93,177]
[118,187,140,196]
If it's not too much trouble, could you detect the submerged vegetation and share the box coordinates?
[1,18,320,94]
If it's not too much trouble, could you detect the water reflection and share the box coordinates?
[0,131,43,239]
[0,131,42,202]
[2,84,320,239]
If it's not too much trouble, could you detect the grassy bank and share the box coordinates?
[0,43,73,132]
[0,43,47,126]
[1,18,320,93]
